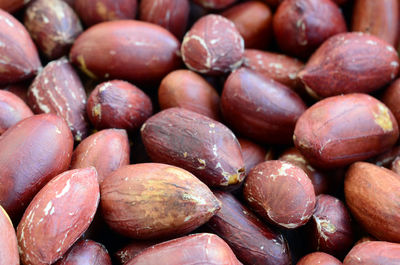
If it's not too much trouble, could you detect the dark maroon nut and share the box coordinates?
[24,0,82,60]
[0,114,73,220]
[297,252,342,265]
[70,129,130,184]
[0,9,41,85]
[273,0,347,59]
[352,0,398,46]
[181,14,244,75]
[298,33,400,99]
[70,20,181,83]
[141,108,245,187]
[221,68,307,145]
[344,241,400,265]
[0,206,19,265]
[193,0,237,9]
[0,0,32,12]
[0,90,33,135]
[158,69,220,120]
[383,78,400,127]
[139,0,190,40]
[74,0,137,27]
[100,163,221,239]
[126,234,241,265]
[294,94,399,169]
[332,0,347,4]
[238,138,268,175]
[115,240,162,265]
[62,0,75,6]
[244,160,316,229]
[1,82,30,103]
[208,191,291,265]
[27,58,89,141]
[55,239,111,265]
[263,0,283,7]
[222,1,272,49]
[391,156,400,174]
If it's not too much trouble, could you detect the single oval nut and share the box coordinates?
[244,160,316,229]
[0,9,41,85]
[193,0,237,10]
[17,167,100,265]
[343,241,400,265]
[0,206,19,265]
[27,58,89,141]
[294,93,399,169]
[70,20,181,82]
[158,69,220,120]
[0,0,32,12]
[181,14,244,75]
[0,114,73,220]
[221,68,307,144]
[55,239,111,265]
[0,90,33,135]
[238,138,269,175]
[298,33,400,98]
[297,252,342,265]
[86,80,153,132]
[141,107,245,187]
[382,78,400,127]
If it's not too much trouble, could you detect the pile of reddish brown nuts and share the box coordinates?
[1,0,400,264]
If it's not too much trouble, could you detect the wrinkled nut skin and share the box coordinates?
[27,58,89,141]
[158,70,220,120]
[0,114,73,220]
[115,240,162,265]
[294,94,399,169]
[244,160,316,229]
[74,0,137,27]
[17,168,100,265]
[238,138,268,175]
[273,0,347,58]
[86,80,153,132]
[70,129,130,184]
[193,0,236,9]
[126,233,241,265]
[221,68,307,144]
[140,0,190,40]
[298,33,400,99]
[101,163,221,239]
[382,78,400,127]
[208,191,291,265]
[0,206,19,265]
[0,90,33,135]
[0,9,41,85]
[24,0,83,60]
[343,241,400,265]
[297,252,342,265]
[70,20,181,82]
[352,0,398,46]
[345,162,400,242]
[304,194,354,258]
[141,108,245,187]
[0,0,31,12]
[55,239,111,265]
[222,1,272,49]
[181,14,244,75]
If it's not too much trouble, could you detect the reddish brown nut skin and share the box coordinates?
[181,14,244,75]
[297,252,342,265]
[27,58,89,141]
[141,108,245,187]
[0,9,41,85]
[244,160,316,229]
[139,0,189,40]
[24,0,82,60]
[222,1,272,49]
[70,129,130,184]
[343,241,400,265]
[74,0,137,27]
[369,145,400,167]
[238,138,268,175]
[299,33,400,98]
[294,94,399,169]
[0,0,31,12]
[193,0,236,9]
[158,69,220,120]
[221,68,307,144]
[126,233,241,265]
[208,191,291,265]
[0,206,19,265]
[70,20,181,82]
[1,82,29,103]
[354,236,376,246]
[382,78,400,126]
[0,90,33,135]
[352,0,398,46]
[0,114,73,220]
[17,167,100,265]
[273,0,347,59]
[345,162,400,242]
[115,240,162,265]
[86,80,153,132]
[55,239,111,265]
[101,163,221,239]
[391,156,400,174]
[263,0,283,7]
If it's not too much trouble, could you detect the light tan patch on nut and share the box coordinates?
[373,103,393,132]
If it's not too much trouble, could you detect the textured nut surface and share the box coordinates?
[297,252,342,265]
[0,206,19,265]
[343,241,400,265]
[55,239,111,265]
